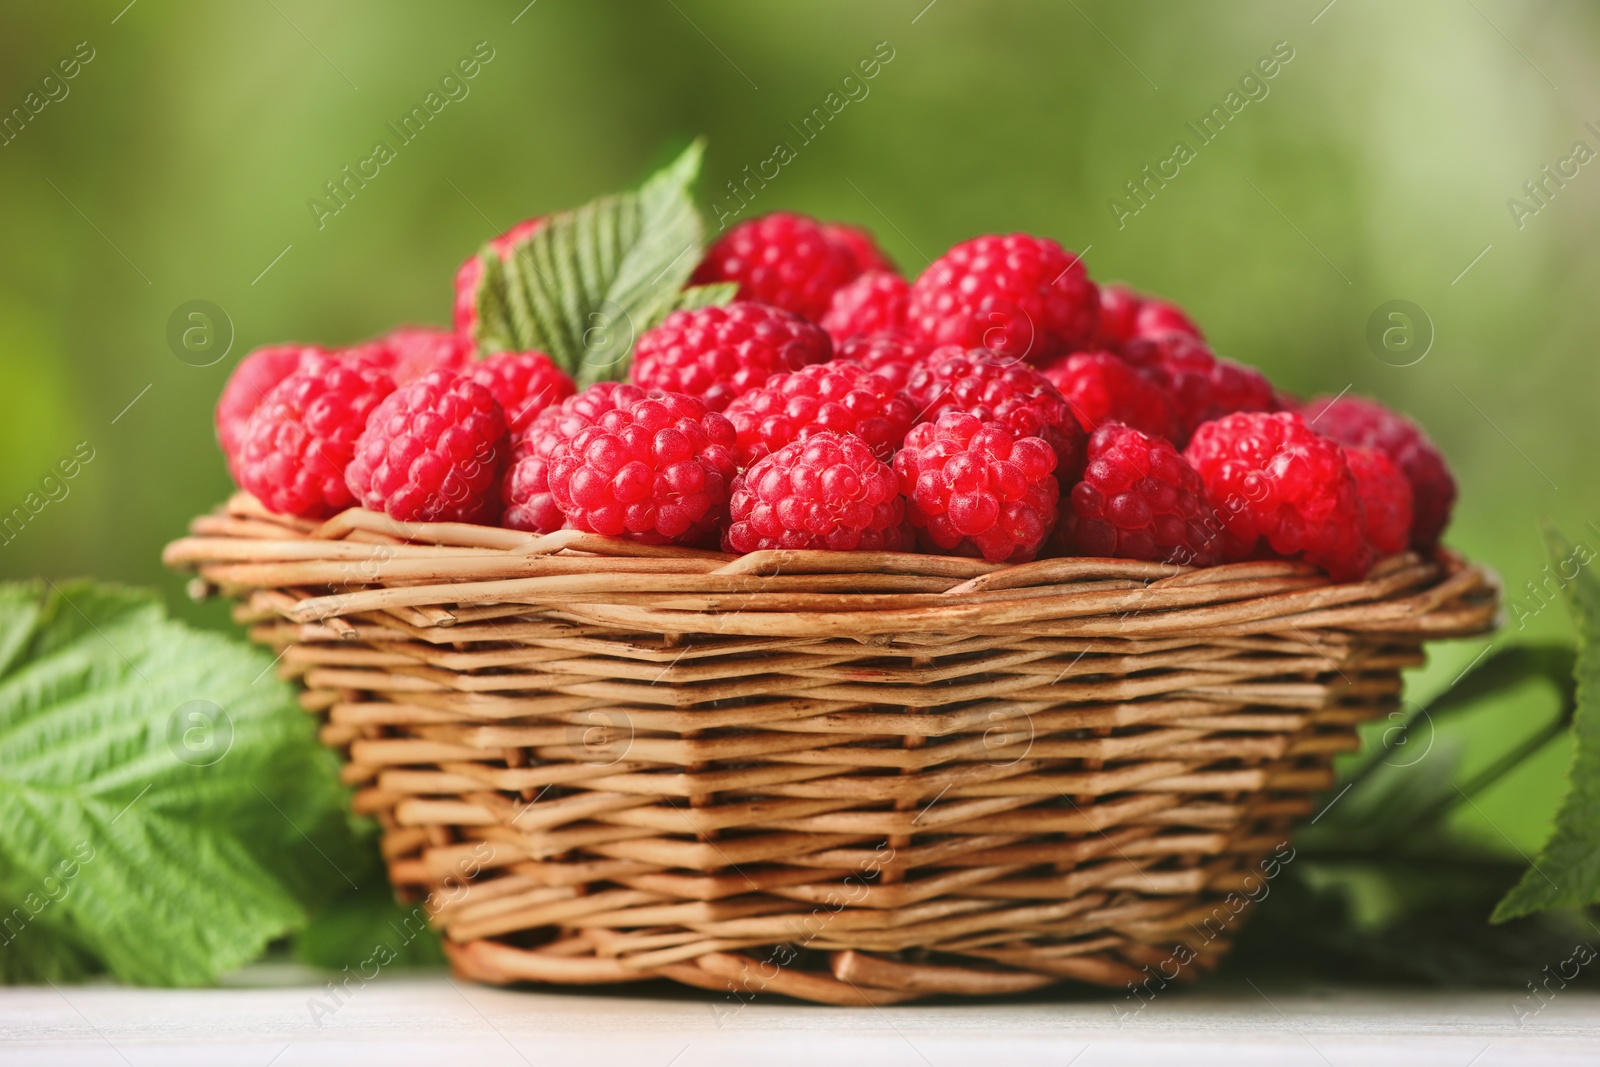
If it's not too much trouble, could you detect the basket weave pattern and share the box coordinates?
[166,495,1496,1005]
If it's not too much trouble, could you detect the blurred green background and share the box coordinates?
[0,1,1593,862]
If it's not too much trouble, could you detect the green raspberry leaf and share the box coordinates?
[473,140,713,387]
[1493,526,1600,920]
[0,580,364,985]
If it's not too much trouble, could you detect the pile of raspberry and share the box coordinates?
[216,211,1456,580]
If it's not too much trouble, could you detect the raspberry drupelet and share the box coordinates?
[894,412,1059,563]
[234,354,395,520]
[344,370,510,525]
[1184,411,1373,581]
[691,213,862,322]
[500,382,648,534]
[466,351,575,435]
[1299,393,1455,550]
[723,360,916,465]
[629,301,832,412]
[546,392,737,545]
[906,234,1099,363]
[724,431,909,553]
[819,270,910,344]
[1060,423,1222,566]
[902,347,1087,483]
[1043,351,1182,442]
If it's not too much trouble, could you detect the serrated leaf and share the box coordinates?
[473,141,709,387]
[673,282,738,312]
[1494,525,1600,920]
[0,581,365,985]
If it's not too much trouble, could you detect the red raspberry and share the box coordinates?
[1299,394,1455,550]
[466,351,575,435]
[1097,286,1206,350]
[725,432,909,553]
[628,301,832,412]
[903,348,1086,482]
[1096,285,1141,349]
[820,222,895,275]
[1184,412,1373,581]
[1060,423,1221,566]
[215,344,326,478]
[345,370,508,525]
[353,326,476,385]
[501,382,647,534]
[235,355,395,519]
[1343,445,1413,557]
[819,270,910,344]
[905,234,1099,363]
[692,213,859,321]
[894,412,1059,563]
[1121,333,1275,444]
[1136,298,1203,341]
[723,360,916,465]
[1043,351,1181,442]
[454,217,544,335]
[835,330,931,394]
[547,392,737,545]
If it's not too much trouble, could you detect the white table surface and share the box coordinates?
[2,966,1596,1066]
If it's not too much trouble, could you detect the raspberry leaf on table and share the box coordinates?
[0,581,366,985]
[1493,525,1600,921]
[472,140,732,388]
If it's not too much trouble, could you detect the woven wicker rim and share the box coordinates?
[165,494,1498,1004]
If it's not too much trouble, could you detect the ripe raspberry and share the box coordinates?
[235,355,395,519]
[835,330,931,394]
[1098,284,1205,347]
[1184,411,1373,581]
[819,271,910,344]
[902,348,1086,482]
[1298,394,1456,550]
[1343,445,1414,557]
[344,370,509,525]
[1060,423,1221,566]
[501,382,648,534]
[466,351,575,435]
[454,217,544,335]
[725,432,909,553]
[1095,285,1141,349]
[1042,351,1181,442]
[628,301,832,412]
[216,344,326,478]
[820,222,895,275]
[547,392,737,545]
[894,412,1059,563]
[692,213,859,321]
[353,326,476,385]
[723,360,915,466]
[1121,333,1275,444]
[1136,298,1204,341]
[905,234,1099,363]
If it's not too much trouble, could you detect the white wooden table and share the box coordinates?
[2,968,1596,1066]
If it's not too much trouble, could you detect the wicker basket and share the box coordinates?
[165,494,1496,1005]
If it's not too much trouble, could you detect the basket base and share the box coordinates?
[442,925,1228,1005]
